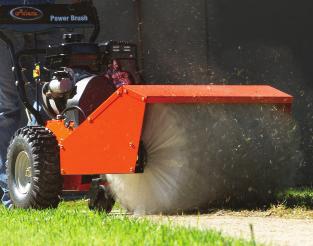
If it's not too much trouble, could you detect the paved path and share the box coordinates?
[148,215,313,246]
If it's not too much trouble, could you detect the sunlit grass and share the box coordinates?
[0,201,255,246]
[3,187,312,245]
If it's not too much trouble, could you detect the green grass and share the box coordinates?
[0,201,255,246]
[209,187,313,219]
[276,187,313,208]
[2,187,312,245]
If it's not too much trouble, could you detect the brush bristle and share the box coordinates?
[105,104,302,215]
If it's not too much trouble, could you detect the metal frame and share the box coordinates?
[46,84,293,175]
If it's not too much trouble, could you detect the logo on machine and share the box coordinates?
[10,7,43,21]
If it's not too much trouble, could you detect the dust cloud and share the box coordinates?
[106,104,302,215]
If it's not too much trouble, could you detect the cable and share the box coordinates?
[60,106,87,120]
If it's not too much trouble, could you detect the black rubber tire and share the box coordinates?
[88,185,115,213]
[6,126,62,209]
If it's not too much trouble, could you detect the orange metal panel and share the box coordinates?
[46,120,87,190]
[47,85,293,176]
[46,120,74,143]
[60,90,146,175]
[124,85,293,105]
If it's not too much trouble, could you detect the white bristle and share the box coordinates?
[105,104,302,215]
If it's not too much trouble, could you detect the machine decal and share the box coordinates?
[10,7,43,21]
[50,15,89,23]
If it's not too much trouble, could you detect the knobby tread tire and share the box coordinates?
[6,126,62,209]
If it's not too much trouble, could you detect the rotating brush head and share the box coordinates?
[106,104,302,215]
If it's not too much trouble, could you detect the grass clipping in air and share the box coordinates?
[106,104,302,215]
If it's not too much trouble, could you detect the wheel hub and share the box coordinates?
[15,151,32,194]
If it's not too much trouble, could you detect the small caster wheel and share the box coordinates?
[88,178,115,213]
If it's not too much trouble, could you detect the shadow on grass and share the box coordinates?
[172,187,313,215]
[54,187,313,216]
[275,187,313,209]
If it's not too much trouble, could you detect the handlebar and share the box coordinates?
[0,1,100,125]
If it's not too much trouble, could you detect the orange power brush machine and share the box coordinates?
[0,1,293,212]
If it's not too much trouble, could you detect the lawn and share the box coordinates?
[0,201,255,246]
[206,187,313,219]
[276,187,313,209]
[1,187,312,245]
